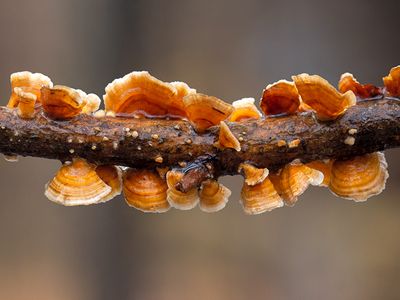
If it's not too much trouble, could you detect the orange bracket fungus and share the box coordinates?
[45,158,112,206]
[183,93,234,132]
[214,121,241,151]
[241,177,283,215]
[199,179,231,213]
[166,169,199,210]
[41,85,85,120]
[7,71,53,108]
[292,73,356,120]
[305,160,333,187]
[0,67,399,214]
[238,163,269,186]
[229,98,261,122]
[260,80,301,116]
[383,66,400,97]
[14,87,37,119]
[329,152,388,201]
[95,165,122,202]
[104,71,190,119]
[338,73,383,99]
[269,162,323,206]
[123,168,169,213]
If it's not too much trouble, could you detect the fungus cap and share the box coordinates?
[45,159,111,206]
[104,71,188,119]
[260,80,301,116]
[241,177,283,215]
[338,73,382,99]
[8,71,53,108]
[41,85,85,120]
[229,98,261,122]
[329,152,388,201]
[123,168,170,213]
[383,66,400,97]
[166,169,199,210]
[306,160,333,187]
[95,165,122,202]
[270,162,324,206]
[238,163,269,186]
[199,179,231,213]
[292,74,356,120]
[14,87,37,119]
[183,93,234,132]
[214,121,241,151]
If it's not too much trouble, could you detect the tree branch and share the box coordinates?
[0,98,399,192]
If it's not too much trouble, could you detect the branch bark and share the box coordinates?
[0,98,399,191]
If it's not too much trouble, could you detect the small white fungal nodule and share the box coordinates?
[131,131,139,138]
[344,136,355,146]
[93,110,106,118]
[348,128,357,135]
[178,161,187,167]
[155,155,163,163]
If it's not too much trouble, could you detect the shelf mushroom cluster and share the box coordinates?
[3,65,399,214]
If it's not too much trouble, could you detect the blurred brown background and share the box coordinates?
[0,0,399,299]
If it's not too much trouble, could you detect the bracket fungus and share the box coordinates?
[329,152,388,201]
[166,169,199,210]
[95,165,122,203]
[292,74,356,120]
[338,73,382,99]
[199,179,231,213]
[104,71,188,119]
[183,93,234,132]
[123,168,169,213]
[79,91,101,114]
[383,66,400,97]
[214,121,241,151]
[260,80,301,116]
[270,162,323,206]
[238,163,269,186]
[306,160,333,187]
[7,71,53,108]
[229,98,261,122]
[0,66,399,215]
[241,177,283,215]
[170,81,197,99]
[41,85,84,120]
[14,87,37,119]
[45,159,112,206]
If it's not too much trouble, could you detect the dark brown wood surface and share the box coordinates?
[0,98,399,191]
